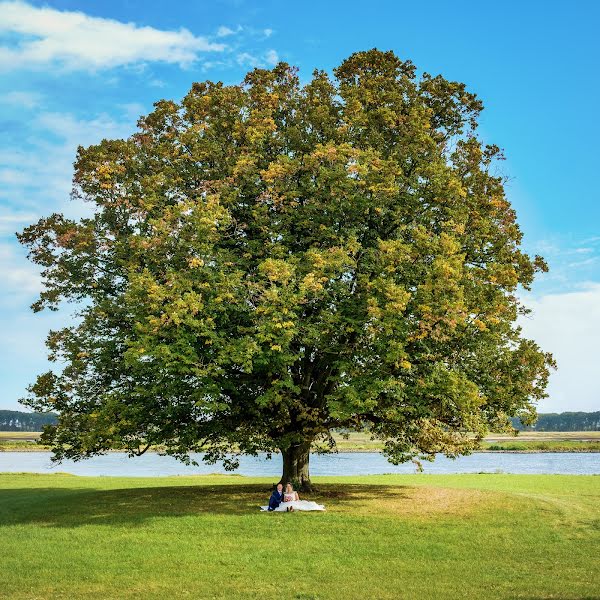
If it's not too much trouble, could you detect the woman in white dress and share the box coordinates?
[283,483,299,510]
[277,483,325,512]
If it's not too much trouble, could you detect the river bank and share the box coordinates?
[2,431,599,453]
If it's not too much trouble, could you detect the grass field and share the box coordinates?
[0,473,598,599]
[329,431,600,453]
[2,430,600,452]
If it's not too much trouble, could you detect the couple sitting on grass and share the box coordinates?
[263,482,325,512]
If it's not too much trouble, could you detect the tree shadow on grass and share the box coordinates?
[0,483,418,528]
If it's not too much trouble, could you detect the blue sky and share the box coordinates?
[1,0,599,413]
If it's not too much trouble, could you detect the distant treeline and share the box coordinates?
[1,409,599,432]
[0,410,57,432]
[511,412,600,432]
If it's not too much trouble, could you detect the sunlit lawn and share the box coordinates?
[0,473,598,599]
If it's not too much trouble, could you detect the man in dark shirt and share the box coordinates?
[268,483,284,511]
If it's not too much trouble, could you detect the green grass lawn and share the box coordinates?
[0,473,598,599]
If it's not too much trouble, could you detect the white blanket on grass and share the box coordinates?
[260,500,325,512]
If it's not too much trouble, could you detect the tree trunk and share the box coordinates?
[280,441,312,492]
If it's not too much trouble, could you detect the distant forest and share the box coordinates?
[1,409,599,432]
[511,412,600,432]
[0,410,58,432]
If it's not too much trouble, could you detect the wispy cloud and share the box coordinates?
[0,168,29,186]
[0,1,227,71]
[236,48,279,68]
[264,49,279,65]
[0,212,39,236]
[216,25,242,37]
[36,111,134,144]
[236,52,261,68]
[118,102,147,121]
[0,90,42,108]
[581,235,600,245]
[0,241,41,301]
[566,257,600,269]
[529,235,600,294]
[0,107,137,219]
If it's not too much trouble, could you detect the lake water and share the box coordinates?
[1,451,599,476]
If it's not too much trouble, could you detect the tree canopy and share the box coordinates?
[18,49,555,488]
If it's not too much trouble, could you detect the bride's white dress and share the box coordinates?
[260,499,325,512]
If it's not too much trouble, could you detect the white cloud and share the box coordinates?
[236,49,280,68]
[0,241,42,302]
[0,108,136,220]
[530,235,600,295]
[567,257,599,268]
[118,102,146,121]
[216,25,242,37]
[518,283,600,412]
[236,52,261,68]
[265,49,279,65]
[36,111,133,145]
[0,1,226,71]
[217,26,235,37]
[0,90,42,108]
[0,168,29,185]
[263,28,274,38]
[0,212,39,235]
[581,235,600,244]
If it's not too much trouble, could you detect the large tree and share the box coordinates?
[18,50,554,489]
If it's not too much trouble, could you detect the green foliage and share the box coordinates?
[17,49,554,476]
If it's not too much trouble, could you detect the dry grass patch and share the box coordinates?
[309,483,494,518]
[0,431,42,440]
